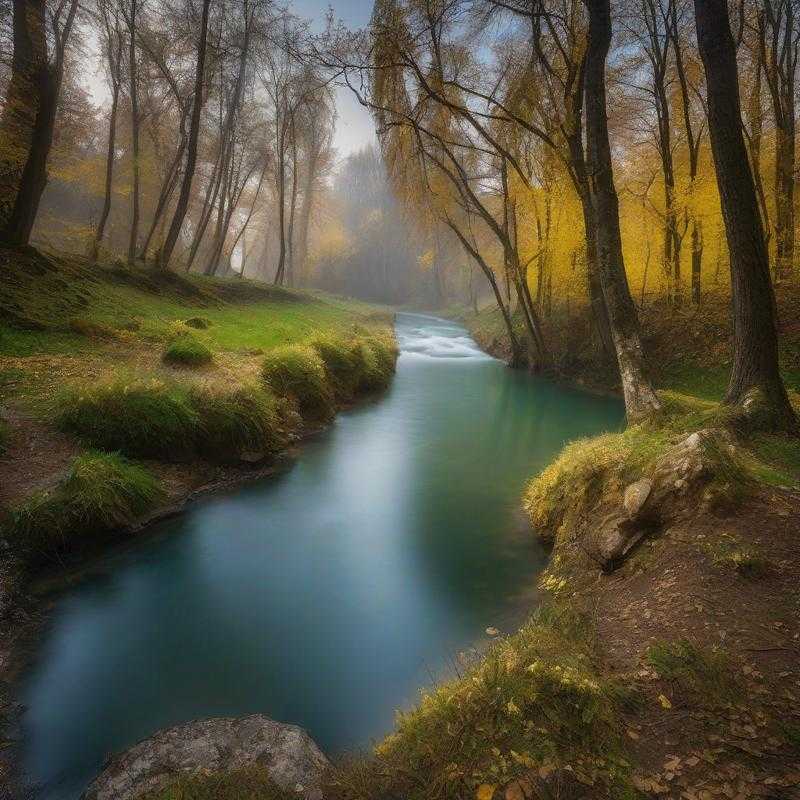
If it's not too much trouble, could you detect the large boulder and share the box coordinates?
[81,715,330,800]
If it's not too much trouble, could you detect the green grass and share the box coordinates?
[645,640,737,705]
[4,451,163,562]
[190,384,288,461]
[261,344,335,420]
[56,376,300,463]
[138,766,293,800]
[326,604,634,800]
[163,334,214,367]
[57,377,199,459]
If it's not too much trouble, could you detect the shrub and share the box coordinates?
[57,378,199,459]
[5,451,163,562]
[140,766,293,800]
[163,334,213,367]
[184,316,212,330]
[190,384,288,461]
[261,344,334,420]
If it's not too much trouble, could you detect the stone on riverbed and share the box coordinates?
[81,715,329,800]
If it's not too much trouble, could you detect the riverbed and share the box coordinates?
[16,313,624,799]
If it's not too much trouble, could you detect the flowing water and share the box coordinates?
[16,314,624,799]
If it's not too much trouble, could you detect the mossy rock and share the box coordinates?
[163,334,213,367]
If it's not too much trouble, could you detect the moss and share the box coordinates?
[326,605,634,800]
[4,451,163,563]
[139,766,293,800]
[57,377,199,459]
[645,640,737,705]
[261,344,334,420]
[190,384,288,461]
[163,334,213,367]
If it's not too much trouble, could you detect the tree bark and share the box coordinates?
[584,0,662,420]
[693,0,797,430]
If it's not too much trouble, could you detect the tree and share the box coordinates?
[693,0,797,430]
[585,0,662,418]
[158,0,212,269]
[1,0,80,245]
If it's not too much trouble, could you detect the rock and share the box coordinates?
[82,715,330,800]
[594,511,648,572]
[623,478,652,519]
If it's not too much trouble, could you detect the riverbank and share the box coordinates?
[453,284,800,400]
[0,245,398,792]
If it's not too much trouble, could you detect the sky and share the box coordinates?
[290,0,377,157]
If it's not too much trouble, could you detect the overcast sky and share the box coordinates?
[290,0,376,157]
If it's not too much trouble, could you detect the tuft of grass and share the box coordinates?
[353,334,398,393]
[645,640,737,705]
[261,344,334,420]
[310,334,361,400]
[4,451,163,563]
[326,605,633,800]
[57,378,199,459]
[163,334,213,367]
[183,316,212,330]
[702,532,769,578]
[139,766,293,800]
[190,384,288,462]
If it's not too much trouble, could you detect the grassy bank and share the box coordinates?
[0,246,397,567]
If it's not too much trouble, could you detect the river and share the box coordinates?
[16,313,624,799]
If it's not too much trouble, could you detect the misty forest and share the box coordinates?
[1,0,800,799]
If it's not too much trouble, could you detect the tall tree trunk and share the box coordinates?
[691,218,703,304]
[126,0,141,266]
[1,0,77,245]
[584,0,662,420]
[694,0,797,430]
[159,0,212,269]
[90,29,123,263]
[274,109,288,286]
[286,117,299,287]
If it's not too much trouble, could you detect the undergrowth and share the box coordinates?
[325,604,635,800]
[4,451,163,562]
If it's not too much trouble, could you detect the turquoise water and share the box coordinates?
[17,314,624,799]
